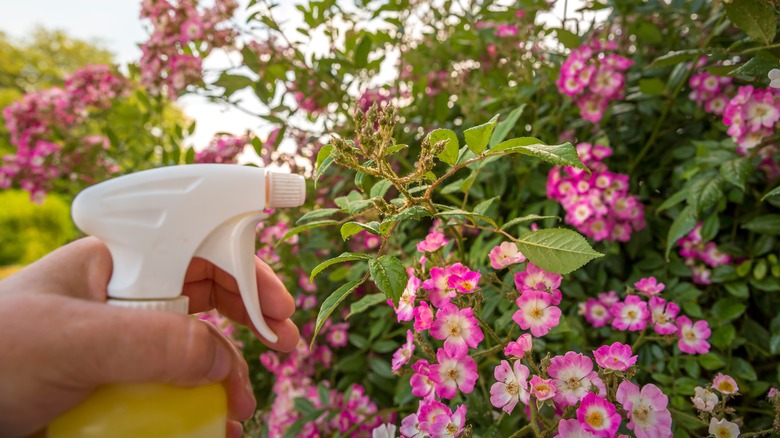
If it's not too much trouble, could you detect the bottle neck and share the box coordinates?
[107,296,189,314]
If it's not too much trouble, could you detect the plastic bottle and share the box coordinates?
[47,164,306,438]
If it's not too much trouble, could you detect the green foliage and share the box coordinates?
[0,190,76,265]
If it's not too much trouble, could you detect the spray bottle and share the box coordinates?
[47,164,306,438]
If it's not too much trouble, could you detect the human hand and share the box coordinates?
[0,237,299,438]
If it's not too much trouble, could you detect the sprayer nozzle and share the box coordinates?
[267,172,306,208]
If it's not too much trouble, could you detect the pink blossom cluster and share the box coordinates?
[194,134,248,164]
[139,0,238,98]
[490,343,672,437]
[259,336,388,437]
[689,70,733,115]
[580,277,712,355]
[556,39,633,123]
[690,373,742,437]
[677,223,732,285]
[0,65,129,200]
[547,142,646,242]
[723,85,780,154]
[255,221,298,265]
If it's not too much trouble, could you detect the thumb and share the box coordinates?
[40,295,256,419]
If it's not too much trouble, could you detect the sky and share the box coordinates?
[0,1,598,150]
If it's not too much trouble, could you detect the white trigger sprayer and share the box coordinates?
[71,164,306,343]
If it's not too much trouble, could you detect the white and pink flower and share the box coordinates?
[616,381,672,438]
[593,342,637,371]
[489,359,530,413]
[429,348,478,399]
[547,352,605,407]
[488,241,526,270]
[513,290,562,337]
[391,330,416,371]
[576,393,621,437]
[676,316,711,354]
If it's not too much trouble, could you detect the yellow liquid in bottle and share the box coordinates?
[47,383,227,438]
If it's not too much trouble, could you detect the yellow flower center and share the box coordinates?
[586,411,604,427]
[506,381,520,396]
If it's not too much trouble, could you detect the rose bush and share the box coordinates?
[3,0,780,436]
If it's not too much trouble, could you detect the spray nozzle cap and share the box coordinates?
[267,172,305,208]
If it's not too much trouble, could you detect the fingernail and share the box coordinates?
[207,341,232,382]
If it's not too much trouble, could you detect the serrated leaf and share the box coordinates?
[278,220,337,246]
[515,228,603,274]
[310,252,371,282]
[724,0,776,45]
[369,256,407,305]
[489,138,587,171]
[427,129,459,165]
[687,175,723,214]
[463,115,499,155]
[347,293,387,318]
[489,104,526,147]
[666,206,697,259]
[742,214,780,235]
[312,280,363,346]
[341,221,380,241]
[296,208,342,224]
[720,158,751,191]
[500,215,560,231]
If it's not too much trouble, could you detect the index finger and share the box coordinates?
[183,256,295,321]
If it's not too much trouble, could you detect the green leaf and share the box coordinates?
[354,36,371,68]
[370,180,393,198]
[278,220,337,246]
[720,158,751,191]
[666,206,697,259]
[436,208,498,229]
[729,50,780,78]
[489,104,526,147]
[639,78,666,95]
[515,228,603,275]
[699,353,727,370]
[315,145,334,186]
[293,397,317,416]
[427,129,459,165]
[500,215,560,231]
[724,0,776,45]
[463,115,500,155]
[310,252,372,282]
[687,175,723,214]
[384,205,433,223]
[732,357,758,381]
[296,208,342,224]
[213,73,254,96]
[554,28,581,49]
[650,49,708,67]
[762,184,780,201]
[347,293,387,319]
[341,221,380,241]
[312,280,363,345]
[712,298,747,323]
[656,188,688,213]
[489,138,587,171]
[742,214,780,235]
[369,255,407,305]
